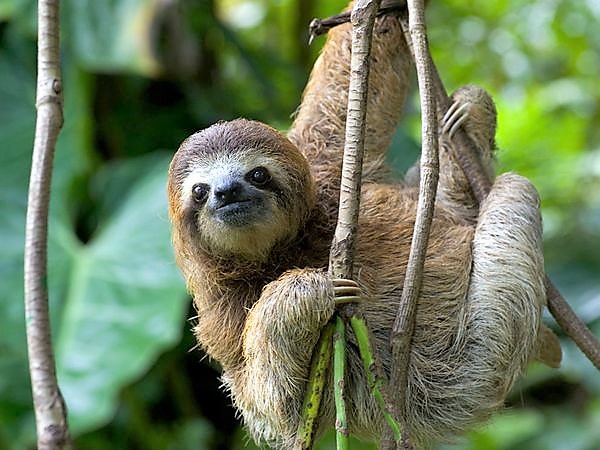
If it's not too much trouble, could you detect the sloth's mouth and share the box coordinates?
[216,199,252,211]
[214,199,263,226]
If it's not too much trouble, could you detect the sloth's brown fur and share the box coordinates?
[168,5,558,449]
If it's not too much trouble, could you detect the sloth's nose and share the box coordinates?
[213,181,244,208]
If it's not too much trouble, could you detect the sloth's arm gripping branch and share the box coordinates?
[288,4,412,184]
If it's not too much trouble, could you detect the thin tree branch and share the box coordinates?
[24,1,71,449]
[330,0,402,446]
[349,316,402,441]
[328,0,381,278]
[297,2,405,448]
[546,280,600,369]
[308,1,406,45]
[388,1,438,448]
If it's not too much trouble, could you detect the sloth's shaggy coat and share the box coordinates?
[168,8,556,450]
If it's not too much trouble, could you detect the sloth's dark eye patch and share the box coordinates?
[246,166,271,187]
[192,183,210,204]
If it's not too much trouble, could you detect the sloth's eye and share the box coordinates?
[248,166,271,186]
[192,183,209,204]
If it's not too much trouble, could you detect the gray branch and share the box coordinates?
[328,0,382,280]
[388,2,438,448]
[24,0,72,448]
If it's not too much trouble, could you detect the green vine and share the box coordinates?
[334,316,349,450]
[294,322,335,450]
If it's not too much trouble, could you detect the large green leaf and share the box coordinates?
[1,0,164,75]
[63,0,162,75]
[0,194,66,450]
[0,0,33,24]
[55,152,188,433]
[0,36,187,447]
[0,39,75,449]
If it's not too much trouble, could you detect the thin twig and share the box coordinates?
[546,280,600,369]
[349,317,402,441]
[328,0,381,278]
[308,1,406,45]
[296,0,388,445]
[24,1,72,449]
[388,1,439,448]
[330,2,403,443]
[297,1,404,448]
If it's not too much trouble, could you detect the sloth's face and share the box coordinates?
[181,151,293,259]
[169,119,314,261]
[183,153,282,228]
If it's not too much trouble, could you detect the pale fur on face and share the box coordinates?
[180,148,300,262]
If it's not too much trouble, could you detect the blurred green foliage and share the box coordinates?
[0,0,599,449]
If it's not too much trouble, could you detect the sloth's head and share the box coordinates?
[168,119,315,261]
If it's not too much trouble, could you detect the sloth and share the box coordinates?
[167,6,560,450]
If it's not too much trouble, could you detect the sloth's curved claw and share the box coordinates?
[332,278,362,305]
[442,100,470,140]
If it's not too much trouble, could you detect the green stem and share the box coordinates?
[349,316,402,443]
[294,322,335,450]
[334,315,349,450]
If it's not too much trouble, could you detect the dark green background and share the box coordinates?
[1,0,599,449]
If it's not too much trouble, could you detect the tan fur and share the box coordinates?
[167,4,555,449]
[288,10,412,192]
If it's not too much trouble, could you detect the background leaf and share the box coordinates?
[0,30,187,448]
[63,0,162,76]
[55,152,188,433]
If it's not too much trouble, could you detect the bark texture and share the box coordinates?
[24,1,71,449]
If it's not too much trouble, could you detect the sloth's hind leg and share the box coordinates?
[464,173,545,396]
